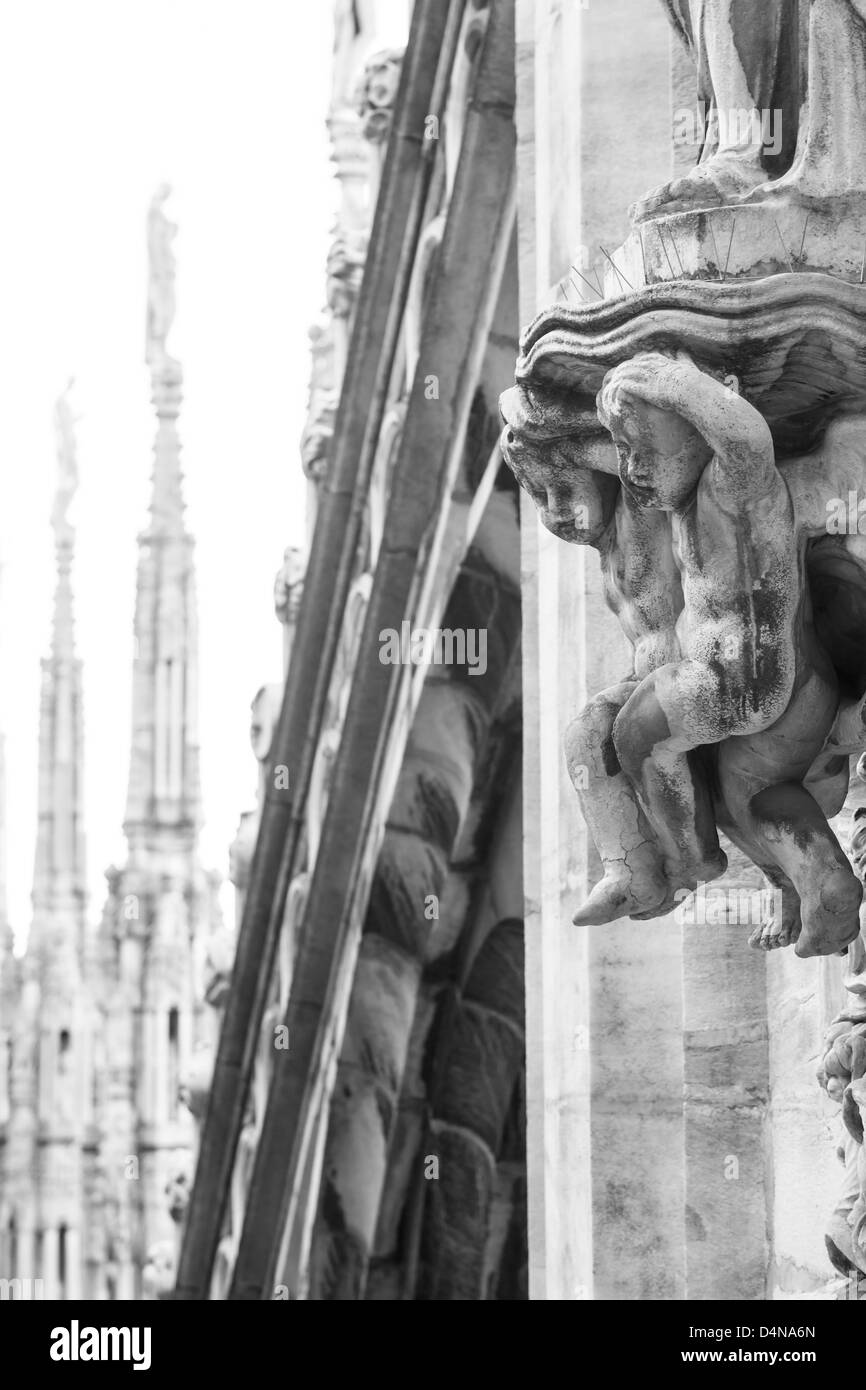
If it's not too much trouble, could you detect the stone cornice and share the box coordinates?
[515,273,866,453]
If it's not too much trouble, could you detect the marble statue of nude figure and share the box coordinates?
[501,358,864,959]
[500,388,697,925]
[598,353,861,958]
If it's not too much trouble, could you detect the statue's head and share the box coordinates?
[499,383,619,545]
[598,356,713,511]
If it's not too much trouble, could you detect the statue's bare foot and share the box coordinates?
[748,888,801,952]
[572,865,669,927]
[630,156,767,226]
[796,868,863,959]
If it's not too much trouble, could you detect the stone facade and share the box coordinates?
[175,0,527,1301]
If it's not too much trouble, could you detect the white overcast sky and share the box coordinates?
[0,1,345,942]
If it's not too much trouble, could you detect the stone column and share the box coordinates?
[41,1226,58,1302]
[681,846,769,1301]
[515,0,687,1301]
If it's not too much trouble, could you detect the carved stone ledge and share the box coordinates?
[597,202,866,300]
[515,274,866,455]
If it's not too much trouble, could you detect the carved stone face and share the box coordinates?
[499,381,620,546]
[500,423,617,545]
[607,401,712,511]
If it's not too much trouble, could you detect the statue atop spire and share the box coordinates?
[51,380,79,540]
[146,183,178,369]
[124,184,200,843]
[30,386,87,943]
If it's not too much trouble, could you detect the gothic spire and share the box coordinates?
[30,385,87,961]
[123,188,201,851]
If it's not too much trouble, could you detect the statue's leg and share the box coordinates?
[612,665,729,891]
[715,807,802,950]
[714,741,850,951]
[744,783,859,956]
[565,683,670,926]
[804,748,855,820]
[751,0,866,201]
[718,668,862,958]
[633,0,797,223]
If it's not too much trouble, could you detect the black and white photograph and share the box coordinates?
[0,0,864,1359]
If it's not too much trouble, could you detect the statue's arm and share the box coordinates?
[664,364,776,505]
[609,353,776,504]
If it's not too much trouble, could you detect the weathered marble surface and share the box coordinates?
[511,0,866,1299]
[641,0,866,221]
[503,325,866,961]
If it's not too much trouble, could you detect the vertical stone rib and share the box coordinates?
[308,558,520,1299]
[415,917,525,1300]
[307,678,481,1300]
